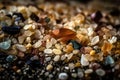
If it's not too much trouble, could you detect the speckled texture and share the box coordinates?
[0,0,120,80]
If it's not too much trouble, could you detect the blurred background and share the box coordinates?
[0,0,120,5]
[0,0,119,13]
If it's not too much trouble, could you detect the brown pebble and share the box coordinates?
[64,44,74,53]
[46,64,53,71]
[75,62,81,67]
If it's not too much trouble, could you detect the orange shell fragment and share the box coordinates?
[50,28,76,42]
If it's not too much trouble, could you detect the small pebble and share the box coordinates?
[6,55,16,62]
[44,17,50,23]
[45,72,49,76]
[23,24,32,30]
[30,55,39,61]
[12,38,18,44]
[73,50,79,54]
[84,69,93,74]
[24,30,34,37]
[33,40,42,48]
[49,74,53,78]
[51,38,57,44]
[65,44,74,53]
[81,54,89,66]
[77,71,84,78]
[53,49,62,55]
[53,55,60,62]
[45,57,51,62]
[91,36,99,45]
[68,63,75,70]
[30,12,39,22]
[26,43,32,50]
[71,73,77,78]
[28,6,38,13]
[18,35,26,44]
[2,25,21,34]
[46,42,52,49]
[0,40,11,50]
[96,68,105,76]
[105,55,115,65]
[44,49,53,54]
[67,53,73,60]
[75,32,87,41]
[108,36,117,44]
[65,66,69,70]
[90,50,96,56]
[59,73,68,80]
[55,44,61,49]
[75,62,81,67]
[83,47,93,54]
[13,12,25,21]
[91,11,102,22]
[61,55,66,60]
[89,63,100,70]
[46,64,53,71]
[16,69,21,73]
[34,30,41,39]
[101,41,113,53]
[87,27,94,36]
[70,40,82,50]
[15,44,26,52]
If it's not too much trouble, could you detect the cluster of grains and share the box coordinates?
[0,0,120,80]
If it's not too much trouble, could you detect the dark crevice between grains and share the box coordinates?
[30,13,40,22]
